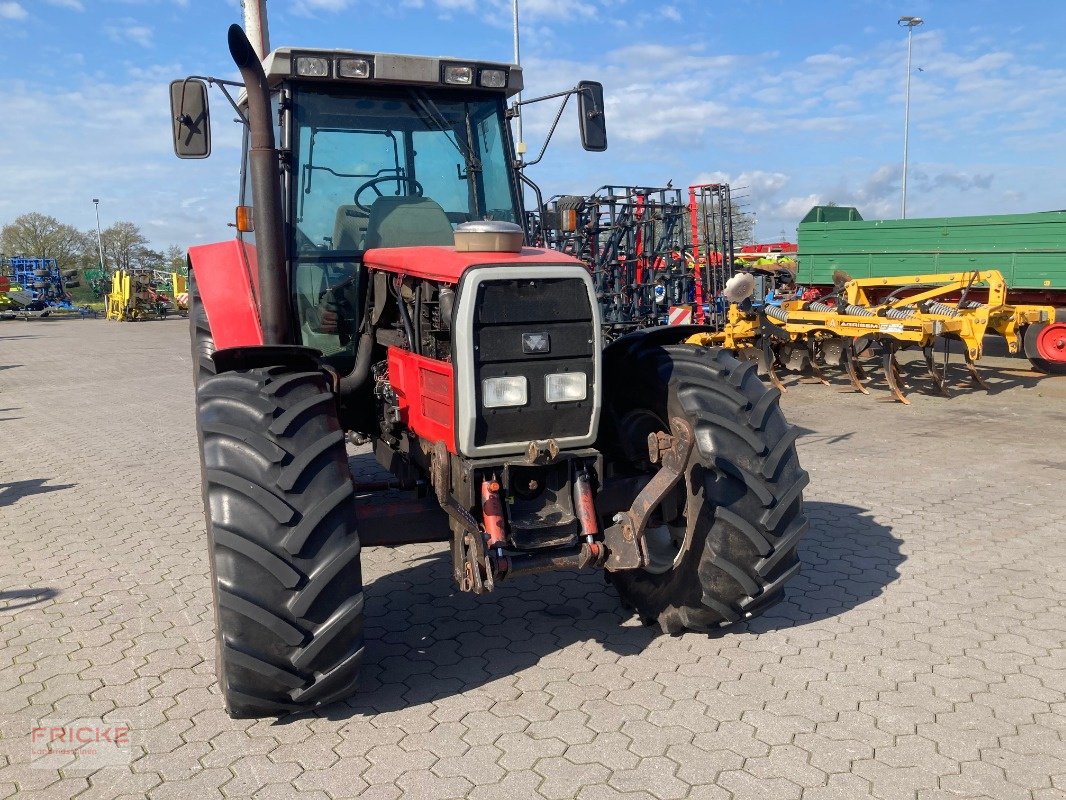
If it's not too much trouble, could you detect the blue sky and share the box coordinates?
[2,0,1065,250]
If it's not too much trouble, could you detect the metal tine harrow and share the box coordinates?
[685,270,1057,404]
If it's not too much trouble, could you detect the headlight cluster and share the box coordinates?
[482,373,587,408]
[291,55,507,89]
[294,55,373,80]
[442,63,508,88]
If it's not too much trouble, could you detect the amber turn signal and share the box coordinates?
[235,206,254,233]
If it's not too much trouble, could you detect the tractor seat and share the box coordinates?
[363,196,455,250]
[332,205,369,252]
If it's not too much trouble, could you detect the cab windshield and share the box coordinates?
[288,84,519,371]
[291,85,519,255]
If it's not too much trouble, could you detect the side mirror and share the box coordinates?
[576,80,607,152]
[169,79,211,159]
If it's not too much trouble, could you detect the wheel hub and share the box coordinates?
[1037,323,1066,362]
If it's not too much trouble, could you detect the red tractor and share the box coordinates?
[170,21,808,718]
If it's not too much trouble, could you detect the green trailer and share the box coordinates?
[796,206,1066,306]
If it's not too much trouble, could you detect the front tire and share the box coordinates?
[188,271,215,387]
[601,344,809,634]
[196,365,364,718]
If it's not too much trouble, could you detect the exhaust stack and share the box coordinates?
[228,23,290,345]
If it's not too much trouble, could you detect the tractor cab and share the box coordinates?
[264,50,525,369]
[171,45,604,376]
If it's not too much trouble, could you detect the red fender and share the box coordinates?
[188,239,263,348]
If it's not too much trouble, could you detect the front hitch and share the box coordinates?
[429,442,607,593]
[602,416,694,571]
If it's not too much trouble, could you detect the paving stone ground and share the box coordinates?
[1,316,1064,800]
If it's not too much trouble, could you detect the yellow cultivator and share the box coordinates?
[105,271,189,321]
[686,270,1057,403]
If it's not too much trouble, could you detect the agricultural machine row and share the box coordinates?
[529,183,742,332]
[527,187,1063,390]
[0,257,93,319]
[687,269,1060,403]
[791,204,1066,376]
[169,11,808,719]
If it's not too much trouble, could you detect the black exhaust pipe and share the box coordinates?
[228,24,291,346]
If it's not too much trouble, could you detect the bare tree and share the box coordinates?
[164,244,186,273]
[100,221,154,272]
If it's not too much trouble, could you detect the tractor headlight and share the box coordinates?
[482,376,528,408]
[479,68,507,88]
[545,372,587,403]
[295,56,330,77]
[337,57,372,79]
[443,64,474,85]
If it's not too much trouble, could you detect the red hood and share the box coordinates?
[363,246,584,284]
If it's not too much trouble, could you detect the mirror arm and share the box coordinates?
[519,93,572,169]
[512,87,579,107]
[187,75,248,125]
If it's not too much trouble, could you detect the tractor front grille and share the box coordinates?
[472,276,596,448]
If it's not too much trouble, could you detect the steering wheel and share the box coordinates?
[354,176,424,214]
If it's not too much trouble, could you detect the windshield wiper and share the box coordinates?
[409,89,480,174]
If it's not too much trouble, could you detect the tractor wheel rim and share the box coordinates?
[618,408,691,575]
[642,520,687,575]
[1037,323,1066,362]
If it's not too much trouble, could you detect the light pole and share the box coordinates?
[512,0,525,159]
[898,15,924,219]
[92,198,106,274]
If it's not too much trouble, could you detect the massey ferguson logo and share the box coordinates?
[522,332,551,354]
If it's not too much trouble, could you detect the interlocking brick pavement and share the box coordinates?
[1,317,1064,799]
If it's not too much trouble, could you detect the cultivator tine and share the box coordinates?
[842,344,870,394]
[964,353,990,391]
[759,340,786,393]
[850,343,869,380]
[766,355,786,393]
[922,346,950,396]
[882,343,910,404]
[805,339,830,385]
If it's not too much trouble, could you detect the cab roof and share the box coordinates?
[262,47,524,97]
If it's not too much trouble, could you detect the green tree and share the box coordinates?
[1,212,89,270]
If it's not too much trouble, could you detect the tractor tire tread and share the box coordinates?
[279,430,345,491]
[197,364,363,719]
[212,527,302,589]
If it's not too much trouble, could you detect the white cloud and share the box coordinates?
[4,6,1064,252]
[0,74,241,250]
[295,0,601,21]
[44,0,84,10]
[516,0,597,20]
[293,0,353,13]
[104,18,153,48]
[777,194,824,219]
[0,2,27,20]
